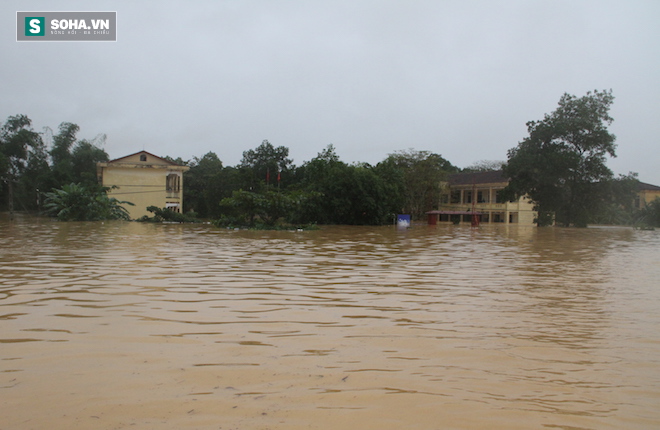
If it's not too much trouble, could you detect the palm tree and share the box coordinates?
[43,183,133,221]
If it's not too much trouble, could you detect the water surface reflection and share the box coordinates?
[1,217,659,429]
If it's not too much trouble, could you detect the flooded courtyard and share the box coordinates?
[1,216,659,429]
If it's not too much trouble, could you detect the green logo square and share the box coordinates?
[25,17,45,36]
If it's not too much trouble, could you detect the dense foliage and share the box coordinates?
[1,104,655,227]
[0,115,109,214]
[186,144,459,226]
[216,189,321,229]
[138,206,199,223]
[503,90,618,227]
[635,199,660,228]
[43,183,133,221]
[378,149,458,219]
[0,115,45,214]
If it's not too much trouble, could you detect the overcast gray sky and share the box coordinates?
[3,0,659,184]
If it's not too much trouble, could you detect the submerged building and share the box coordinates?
[432,170,537,225]
[429,171,660,226]
[635,182,660,210]
[97,151,189,219]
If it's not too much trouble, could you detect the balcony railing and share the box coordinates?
[443,202,515,211]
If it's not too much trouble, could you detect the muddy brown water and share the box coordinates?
[1,216,659,429]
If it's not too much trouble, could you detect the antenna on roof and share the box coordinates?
[89,133,106,148]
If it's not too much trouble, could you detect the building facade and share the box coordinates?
[434,171,537,225]
[635,182,660,210]
[97,151,189,220]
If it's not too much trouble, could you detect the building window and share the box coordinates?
[464,190,472,204]
[140,154,147,162]
[166,173,180,192]
[477,190,487,203]
[166,203,181,213]
[450,190,460,204]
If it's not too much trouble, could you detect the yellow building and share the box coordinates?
[97,151,190,220]
[433,171,537,225]
[635,182,660,210]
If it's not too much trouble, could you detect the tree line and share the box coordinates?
[0,115,460,225]
[0,116,111,215]
[172,143,460,227]
[1,89,658,227]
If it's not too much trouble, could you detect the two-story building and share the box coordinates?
[97,151,189,220]
[430,170,537,225]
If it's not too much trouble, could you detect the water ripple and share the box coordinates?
[1,219,659,429]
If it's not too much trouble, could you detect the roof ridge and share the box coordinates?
[107,150,181,166]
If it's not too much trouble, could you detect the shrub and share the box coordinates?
[43,183,133,221]
[137,206,199,223]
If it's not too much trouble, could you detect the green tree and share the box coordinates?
[297,145,392,225]
[43,183,133,221]
[139,206,199,223]
[0,115,43,215]
[239,140,293,190]
[503,90,617,227]
[71,138,109,186]
[47,124,109,190]
[183,152,240,218]
[49,122,79,187]
[218,190,263,226]
[372,156,406,217]
[589,173,639,225]
[379,149,457,219]
[342,164,391,225]
[635,198,660,228]
[17,132,50,211]
[217,189,319,228]
[463,160,505,172]
[163,155,188,166]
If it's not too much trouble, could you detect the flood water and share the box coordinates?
[1,216,659,429]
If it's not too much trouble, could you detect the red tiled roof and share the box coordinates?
[448,170,509,186]
[107,150,181,166]
[638,181,660,191]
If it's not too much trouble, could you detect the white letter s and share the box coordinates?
[29,18,41,33]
